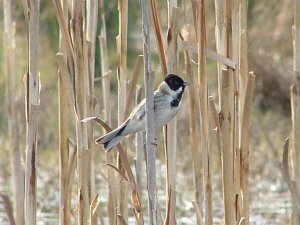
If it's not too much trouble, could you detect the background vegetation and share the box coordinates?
[0,0,295,224]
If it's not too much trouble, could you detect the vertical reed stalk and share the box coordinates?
[220,69,235,225]
[71,1,90,224]
[116,0,128,222]
[197,0,213,224]
[99,0,116,224]
[4,1,24,224]
[141,0,157,224]
[165,4,178,225]
[24,0,40,224]
[58,60,71,225]
[292,0,300,222]
[231,0,241,221]
[57,2,71,225]
[135,85,144,197]
[86,1,98,223]
[239,1,250,224]
[214,0,227,106]
[239,0,249,99]
[99,0,111,126]
[184,50,203,212]
[240,72,255,225]
[150,0,168,74]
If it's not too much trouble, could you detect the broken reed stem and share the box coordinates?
[3,1,25,224]
[24,0,40,224]
[240,72,256,225]
[141,0,157,224]
[165,5,178,225]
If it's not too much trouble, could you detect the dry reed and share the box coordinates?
[3,0,259,224]
[141,0,157,224]
[3,0,25,224]
[165,5,179,225]
[23,0,41,224]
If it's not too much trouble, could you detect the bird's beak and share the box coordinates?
[183,81,189,86]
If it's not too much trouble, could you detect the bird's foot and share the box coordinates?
[144,139,158,147]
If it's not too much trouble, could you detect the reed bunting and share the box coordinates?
[95,74,188,151]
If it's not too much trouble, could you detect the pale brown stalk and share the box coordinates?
[71,1,91,224]
[135,86,144,198]
[58,60,71,225]
[231,2,241,222]
[208,97,221,164]
[220,69,235,225]
[141,0,157,224]
[116,0,129,222]
[192,201,205,225]
[178,40,236,70]
[124,55,144,118]
[1,194,16,225]
[82,117,144,224]
[56,1,72,225]
[3,1,24,224]
[150,0,168,74]
[184,50,203,212]
[85,2,98,223]
[99,0,116,223]
[292,0,300,223]
[239,0,249,100]
[214,0,227,106]
[24,0,41,224]
[240,72,255,225]
[282,138,300,214]
[238,1,249,223]
[52,0,74,60]
[197,0,213,224]
[231,1,241,220]
[164,5,178,225]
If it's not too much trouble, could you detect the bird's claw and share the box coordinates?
[151,142,157,147]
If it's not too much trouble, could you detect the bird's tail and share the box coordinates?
[95,123,126,151]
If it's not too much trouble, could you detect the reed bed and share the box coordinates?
[1,0,275,224]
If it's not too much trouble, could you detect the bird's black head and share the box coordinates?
[164,74,188,91]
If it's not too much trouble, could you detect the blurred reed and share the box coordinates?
[3,0,24,224]
[283,1,300,224]
[3,0,257,224]
[22,0,41,224]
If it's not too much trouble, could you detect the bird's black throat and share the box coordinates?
[171,87,185,107]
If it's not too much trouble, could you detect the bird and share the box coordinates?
[95,74,188,151]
